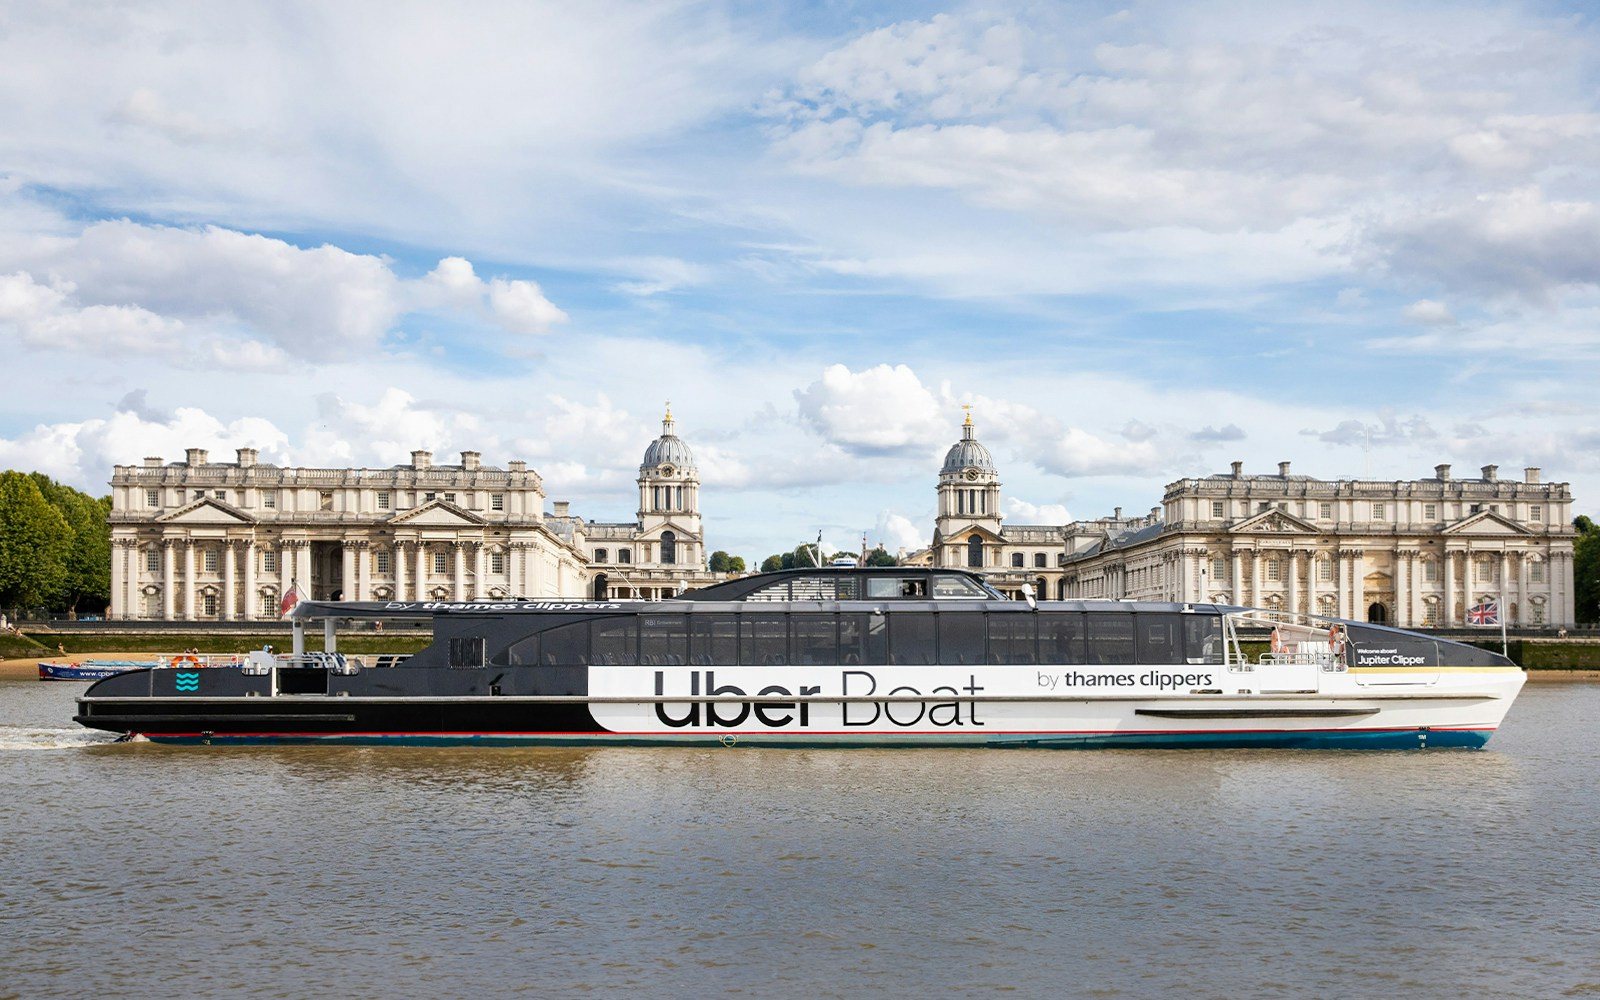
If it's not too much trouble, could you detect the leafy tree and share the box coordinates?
[865,546,898,567]
[791,543,821,568]
[1576,514,1600,625]
[708,550,747,574]
[0,471,71,609]
[31,473,111,614]
[759,554,784,573]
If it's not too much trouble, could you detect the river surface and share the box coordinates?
[2,679,1597,999]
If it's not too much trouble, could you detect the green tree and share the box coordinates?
[791,543,821,568]
[1575,514,1600,625]
[759,554,784,573]
[708,550,747,574]
[865,546,898,566]
[30,473,111,614]
[0,471,71,609]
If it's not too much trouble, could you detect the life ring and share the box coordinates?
[172,655,200,668]
[1270,628,1285,654]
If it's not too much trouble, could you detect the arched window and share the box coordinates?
[967,535,983,568]
[594,548,608,564]
[661,531,677,565]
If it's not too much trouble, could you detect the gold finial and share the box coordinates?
[664,400,672,421]
[962,404,972,426]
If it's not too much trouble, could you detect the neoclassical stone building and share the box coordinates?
[563,408,717,600]
[925,413,1070,599]
[108,447,590,620]
[1060,461,1577,628]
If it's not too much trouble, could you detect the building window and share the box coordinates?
[618,549,631,564]
[146,547,161,572]
[1318,557,1333,582]
[967,535,983,568]
[1530,560,1545,583]
[490,551,505,574]
[203,550,218,573]
[1422,597,1439,627]
[375,551,391,575]
[202,592,217,616]
[1372,503,1385,520]
[1211,557,1226,581]
[1424,559,1439,583]
[146,488,160,507]
[1424,503,1437,521]
[433,551,448,575]
[491,494,504,512]
[1476,558,1496,583]
[444,493,456,504]
[1012,553,1024,568]
[1266,557,1281,582]
[1258,502,1271,513]
[1531,601,1546,626]
[662,531,678,565]
[192,490,204,501]
[1530,505,1542,522]
[263,551,278,573]
[424,492,436,502]
[595,549,609,564]
[377,492,391,510]
[1210,500,1224,519]
[319,491,333,511]
[262,492,276,509]
[1034,553,1047,568]
[1469,504,1482,514]
[1319,502,1332,519]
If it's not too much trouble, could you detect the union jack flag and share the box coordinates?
[1466,601,1499,626]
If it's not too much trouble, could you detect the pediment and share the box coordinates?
[389,500,486,527]
[157,498,256,526]
[1441,510,1530,536]
[1232,509,1318,535]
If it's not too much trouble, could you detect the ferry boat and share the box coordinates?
[41,654,241,681]
[73,567,1524,749]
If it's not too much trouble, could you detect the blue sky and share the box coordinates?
[1,0,1597,564]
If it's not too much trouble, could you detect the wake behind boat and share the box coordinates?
[74,567,1524,749]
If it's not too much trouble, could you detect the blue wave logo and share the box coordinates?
[174,672,200,692]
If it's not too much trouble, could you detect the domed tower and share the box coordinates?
[933,409,1003,569]
[636,405,701,568]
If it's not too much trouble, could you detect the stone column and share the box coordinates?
[279,542,295,600]
[1306,551,1319,619]
[1442,549,1456,627]
[296,543,312,600]
[1230,549,1243,605]
[474,543,488,598]
[395,542,409,601]
[222,541,237,620]
[1250,549,1262,608]
[1286,549,1299,619]
[1352,550,1366,621]
[355,541,371,602]
[181,541,196,620]
[242,539,257,620]
[415,542,428,600]
[453,542,467,600]
[1499,551,1511,622]
[110,539,129,620]
[342,541,357,601]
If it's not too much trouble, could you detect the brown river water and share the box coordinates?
[2,678,1597,999]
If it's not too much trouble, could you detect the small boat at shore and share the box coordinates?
[42,655,243,681]
[74,567,1525,749]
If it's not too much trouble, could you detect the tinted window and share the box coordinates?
[592,619,637,665]
[742,614,787,664]
[1085,613,1134,665]
[840,613,886,665]
[1183,615,1223,664]
[640,614,688,665]
[1038,613,1087,664]
[689,614,738,665]
[987,613,1037,664]
[1135,614,1183,664]
[890,613,937,664]
[938,613,985,664]
[791,614,839,665]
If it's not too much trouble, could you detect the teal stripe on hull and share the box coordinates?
[141,728,1495,750]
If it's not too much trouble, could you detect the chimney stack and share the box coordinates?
[185,448,208,466]
[1525,467,1541,484]
[237,447,258,468]
[1231,460,1243,478]
[1481,464,1498,481]
[461,451,481,472]
[1278,461,1291,477]
[1435,464,1451,481]
[411,450,432,470]
[553,501,570,517]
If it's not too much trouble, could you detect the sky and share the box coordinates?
[1,0,1597,565]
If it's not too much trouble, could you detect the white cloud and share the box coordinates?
[1402,299,1456,325]
[488,277,568,334]
[1006,498,1071,525]
[794,363,947,456]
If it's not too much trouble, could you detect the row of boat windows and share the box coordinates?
[490,612,1225,668]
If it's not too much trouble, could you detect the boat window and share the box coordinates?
[791,614,838,665]
[932,574,989,599]
[1038,612,1088,664]
[987,613,1037,664]
[689,614,738,665]
[592,619,638,666]
[640,614,688,665]
[839,613,886,665]
[1135,614,1183,664]
[1183,615,1223,665]
[1085,613,1135,665]
[741,614,787,664]
[513,620,589,666]
[449,636,486,668]
[938,613,986,664]
[889,612,937,664]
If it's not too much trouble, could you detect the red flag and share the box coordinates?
[279,581,301,617]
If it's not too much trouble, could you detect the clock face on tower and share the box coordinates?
[964,468,979,481]
[659,465,674,477]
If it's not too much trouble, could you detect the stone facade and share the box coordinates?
[926,414,1068,599]
[1059,461,1577,628]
